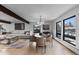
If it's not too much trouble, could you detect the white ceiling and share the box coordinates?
[0,11,23,23]
[2,4,77,22]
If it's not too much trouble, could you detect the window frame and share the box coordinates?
[56,21,62,39]
[63,15,76,46]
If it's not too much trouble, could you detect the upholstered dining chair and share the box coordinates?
[46,35,53,48]
[29,34,37,47]
[36,37,46,53]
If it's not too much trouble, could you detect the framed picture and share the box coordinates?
[56,21,62,39]
[63,15,76,46]
[43,24,49,30]
[33,25,40,33]
[15,23,25,30]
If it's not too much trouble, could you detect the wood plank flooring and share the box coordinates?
[0,38,76,55]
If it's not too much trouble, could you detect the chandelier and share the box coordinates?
[37,16,44,25]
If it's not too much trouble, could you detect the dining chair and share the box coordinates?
[46,35,53,48]
[36,37,46,53]
[29,34,37,47]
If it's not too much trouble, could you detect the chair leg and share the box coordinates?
[29,42,33,47]
[42,46,46,54]
[51,40,53,47]
[36,45,38,52]
[44,46,46,53]
[36,46,46,54]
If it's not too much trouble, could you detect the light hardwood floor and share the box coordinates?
[0,38,76,55]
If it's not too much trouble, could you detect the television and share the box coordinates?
[15,23,25,30]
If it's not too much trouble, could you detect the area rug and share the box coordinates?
[8,40,29,48]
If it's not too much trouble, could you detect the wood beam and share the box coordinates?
[0,20,11,24]
[0,5,30,24]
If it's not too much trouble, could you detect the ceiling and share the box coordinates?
[1,4,77,22]
[0,11,23,23]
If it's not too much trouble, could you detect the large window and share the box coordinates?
[63,15,76,46]
[56,21,62,39]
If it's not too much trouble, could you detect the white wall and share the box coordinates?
[2,22,35,35]
[46,5,79,54]
[11,23,33,34]
[0,11,35,34]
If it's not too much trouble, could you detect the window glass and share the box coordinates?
[63,15,76,46]
[56,21,62,39]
